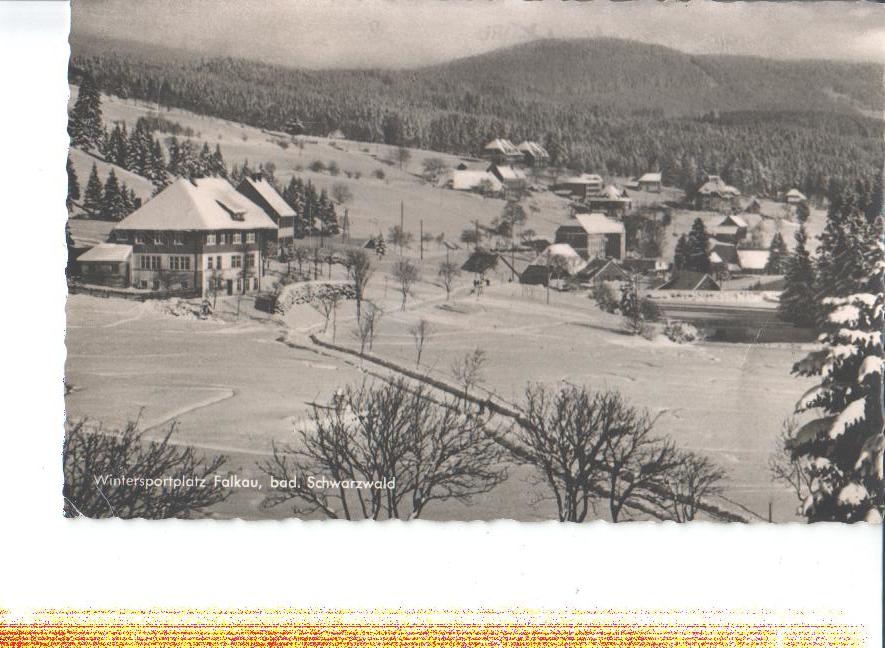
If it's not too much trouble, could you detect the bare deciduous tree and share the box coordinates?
[391,258,420,311]
[63,418,230,518]
[331,182,353,205]
[450,348,487,404]
[353,301,383,355]
[662,450,727,522]
[438,260,460,300]
[345,249,374,321]
[259,379,507,519]
[769,418,813,510]
[410,318,432,368]
[312,290,341,337]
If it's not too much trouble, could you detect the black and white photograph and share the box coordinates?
[61,0,884,524]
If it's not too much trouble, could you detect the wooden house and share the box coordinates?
[236,175,297,244]
[554,213,625,260]
[637,172,662,193]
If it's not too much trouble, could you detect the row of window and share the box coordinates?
[138,255,192,271]
[205,232,255,246]
[206,277,259,291]
[206,254,255,270]
[117,232,257,246]
[139,279,190,290]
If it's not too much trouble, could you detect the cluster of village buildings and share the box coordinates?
[72,134,810,300]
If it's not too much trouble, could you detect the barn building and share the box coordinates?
[480,138,522,165]
[694,175,741,211]
[637,172,662,193]
[710,214,748,245]
[554,213,626,260]
[516,141,550,167]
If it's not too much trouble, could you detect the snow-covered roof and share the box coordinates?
[438,170,503,192]
[638,172,662,183]
[737,249,770,271]
[490,165,526,181]
[574,213,626,235]
[697,175,740,196]
[78,243,133,263]
[600,184,626,199]
[239,176,295,217]
[517,141,549,158]
[563,173,603,185]
[114,178,279,232]
[719,214,748,228]
[528,243,587,274]
[483,138,521,156]
[786,188,807,200]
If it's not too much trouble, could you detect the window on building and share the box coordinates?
[116,231,128,243]
[152,280,160,290]
[253,277,258,290]
[236,278,242,292]
[173,233,184,246]
[140,255,161,270]
[218,233,227,246]
[245,253,255,268]
[231,255,242,269]
[206,234,216,246]
[153,233,164,245]
[246,232,256,244]
[207,257,213,270]
[232,233,242,245]
[216,256,222,269]
[134,234,144,245]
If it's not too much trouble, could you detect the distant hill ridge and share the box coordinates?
[72,35,883,117]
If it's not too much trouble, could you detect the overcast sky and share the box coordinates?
[73,0,885,68]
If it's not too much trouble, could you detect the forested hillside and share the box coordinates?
[69,35,883,202]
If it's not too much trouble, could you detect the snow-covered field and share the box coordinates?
[65,278,816,521]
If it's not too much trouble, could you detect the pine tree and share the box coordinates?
[149,139,169,189]
[778,224,816,327]
[765,232,788,274]
[673,234,688,270]
[83,163,104,216]
[66,156,80,211]
[69,75,104,151]
[105,124,129,167]
[789,216,884,522]
[101,169,126,221]
[685,218,710,273]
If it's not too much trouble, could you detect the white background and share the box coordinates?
[0,0,880,638]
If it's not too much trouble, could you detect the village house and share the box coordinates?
[480,138,523,165]
[637,172,662,193]
[76,243,133,288]
[554,213,626,260]
[656,271,721,291]
[516,140,550,167]
[694,174,741,211]
[785,188,807,205]
[710,214,748,244]
[555,173,604,200]
[236,174,297,244]
[437,169,503,194]
[520,243,586,286]
[576,258,631,284]
[583,184,633,218]
[488,164,527,192]
[744,197,763,214]
[106,177,278,297]
[708,240,741,275]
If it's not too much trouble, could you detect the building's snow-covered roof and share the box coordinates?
[240,176,295,217]
[697,175,740,196]
[718,214,748,228]
[438,170,503,192]
[786,188,807,200]
[638,172,662,183]
[656,271,720,291]
[563,173,603,185]
[78,243,133,263]
[114,178,279,232]
[516,141,549,158]
[483,138,521,156]
[574,213,626,235]
[490,165,526,181]
[528,243,587,274]
[737,249,771,271]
